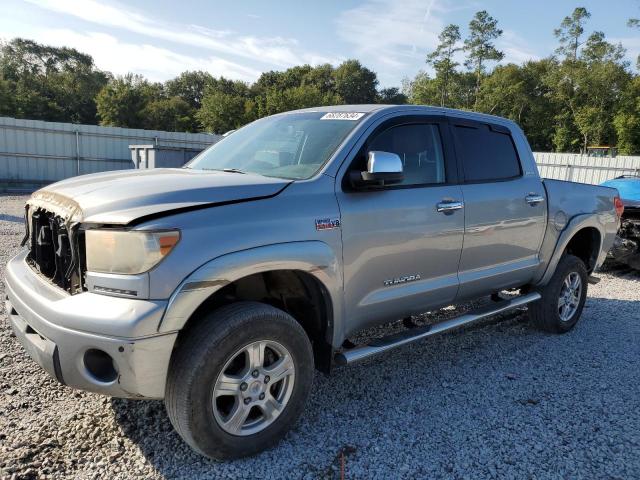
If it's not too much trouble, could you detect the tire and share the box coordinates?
[165,301,314,460]
[528,254,588,333]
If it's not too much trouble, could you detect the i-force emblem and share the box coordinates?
[315,218,341,231]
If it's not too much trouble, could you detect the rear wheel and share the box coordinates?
[165,302,314,459]
[528,254,588,333]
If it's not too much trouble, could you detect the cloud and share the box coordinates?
[336,0,446,69]
[498,30,542,65]
[24,0,338,68]
[334,0,480,85]
[610,36,640,68]
[336,0,546,85]
[21,28,263,82]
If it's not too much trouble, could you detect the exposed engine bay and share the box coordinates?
[23,207,85,294]
[607,206,640,270]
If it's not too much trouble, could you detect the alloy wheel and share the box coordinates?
[558,271,582,322]
[212,340,295,436]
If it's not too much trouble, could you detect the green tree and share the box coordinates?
[164,71,215,110]
[405,70,476,110]
[302,63,336,94]
[614,77,640,154]
[547,17,631,153]
[0,76,15,116]
[197,90,252,134]
[477,60,558,151]
[377,87,407,104]
[463,11,504,108]
[142,96,195,132]
[333,59,378,104]
[95,74,154,128]
[448,71,478,110]
[426,24,462,106]
[574,106,608,151]
[551,111,582,153]
[200,77,254,129]
[614,113,640,155]
[0,38,107,123]
[252,65,313,95]
[260,84,342,117]
[581,31,626,64]
[403,71,439,105]
[554,7,591,60]
[545,53,630,152]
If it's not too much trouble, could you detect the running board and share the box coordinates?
[335,292,541,365]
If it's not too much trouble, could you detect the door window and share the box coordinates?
[453,124,521,182]
[366,124,446,186]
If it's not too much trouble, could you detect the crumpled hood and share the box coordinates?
[28,168,291,225]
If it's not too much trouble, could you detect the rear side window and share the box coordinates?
[453,124,521,182]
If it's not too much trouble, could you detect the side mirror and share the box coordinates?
[351,151,404,188]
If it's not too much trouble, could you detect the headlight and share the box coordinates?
[85,229,180,274]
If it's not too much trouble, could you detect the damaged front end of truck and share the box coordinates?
[602,175,640,270]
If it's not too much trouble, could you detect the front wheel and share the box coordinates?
[165,302,314,460]
[528,254,588,333]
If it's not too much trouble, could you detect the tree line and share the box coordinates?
[0,40,395,134]
[0,6,639,154]
[405,7,640,154]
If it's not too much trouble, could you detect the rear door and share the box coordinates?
[336,115,464,336]
[450,119,547,300]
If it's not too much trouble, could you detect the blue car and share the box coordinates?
[602,175,640,269]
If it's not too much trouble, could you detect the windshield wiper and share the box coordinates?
[195,167,248,174]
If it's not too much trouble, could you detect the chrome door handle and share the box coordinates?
[436,200,464,213]
[525,194,545,205]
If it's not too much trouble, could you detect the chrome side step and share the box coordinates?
[335,292,541,365]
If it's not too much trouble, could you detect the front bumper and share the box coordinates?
[4,250,177,399]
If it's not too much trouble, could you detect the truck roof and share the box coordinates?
[287,104,519,128]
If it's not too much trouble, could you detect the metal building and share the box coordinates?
[0,117,220,190]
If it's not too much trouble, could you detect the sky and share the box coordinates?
[1,0,639,87]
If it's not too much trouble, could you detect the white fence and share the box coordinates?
[0,117,220,190]
[534,152,640,184]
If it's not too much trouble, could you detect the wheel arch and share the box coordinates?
[536,215,605,286]
[564,226,601,272]
[159,242,344,373]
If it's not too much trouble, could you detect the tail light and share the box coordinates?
[614,196,624,218]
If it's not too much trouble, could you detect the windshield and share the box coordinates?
[186,112,364,180]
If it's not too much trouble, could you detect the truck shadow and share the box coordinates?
[110,295,640,478]
[0,214,24,223]
[599,264,640,279]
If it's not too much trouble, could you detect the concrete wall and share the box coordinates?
[0,117,220,190]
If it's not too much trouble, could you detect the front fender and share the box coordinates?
[157,241,344,345]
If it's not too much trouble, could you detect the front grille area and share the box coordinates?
[26,208,85,294]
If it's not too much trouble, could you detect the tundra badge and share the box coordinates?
[384,274,421,287]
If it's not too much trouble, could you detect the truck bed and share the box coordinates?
[533,178,619,282]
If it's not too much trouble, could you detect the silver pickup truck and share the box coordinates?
[5,105,622,459]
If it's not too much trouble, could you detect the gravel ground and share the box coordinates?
[1,193,640,479]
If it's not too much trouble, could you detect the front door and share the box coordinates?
[336,117,464,337]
